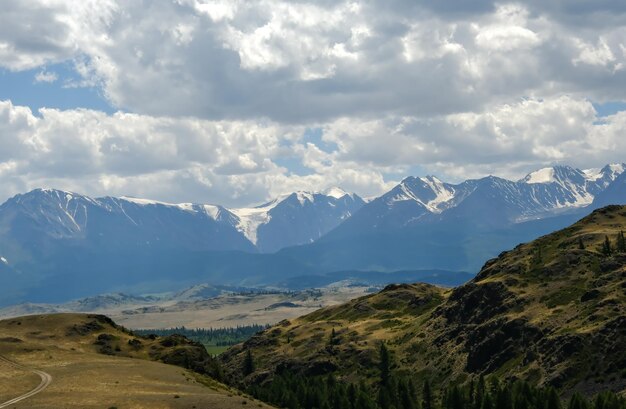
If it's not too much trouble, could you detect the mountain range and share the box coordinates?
[0,163,625,305]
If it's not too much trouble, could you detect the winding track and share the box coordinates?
[0,354,52,408]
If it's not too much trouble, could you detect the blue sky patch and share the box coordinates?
[302,127,338,153]
[0,62,114,114]
[592,101,626,117]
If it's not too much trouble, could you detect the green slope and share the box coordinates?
[220,205,626,396]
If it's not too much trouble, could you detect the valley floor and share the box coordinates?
[1,286,372,330]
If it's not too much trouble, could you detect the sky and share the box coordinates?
[1,1,626,207]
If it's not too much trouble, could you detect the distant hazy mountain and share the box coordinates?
[0,187,363,257]
[283,163,626,275]
[232,188,365,252]
[0,187,365,304]
[0,188,254,258]
[0,163,624,305]
[328,164,624,238]
[592,167,626,208]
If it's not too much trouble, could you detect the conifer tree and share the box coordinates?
[474,376,486,409]
[422,379,433,409]
[378,386,392,409]
[578,237,585,250]
[399,379,416,409]
[379,342,391,387]
[243,349,255,376]
[568,392,590,409]
[481,392,493,409]
[495,385,513,409]
[616,230,626,253]
[602,235,613,256]
[547,387,562,409]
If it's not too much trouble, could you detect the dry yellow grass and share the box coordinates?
[0,314,274,409]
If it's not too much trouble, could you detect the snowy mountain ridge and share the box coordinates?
[387,164,625,219]
[1,163,624,257]
[0,186,364,254]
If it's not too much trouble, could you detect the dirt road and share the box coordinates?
[0,354,52,408]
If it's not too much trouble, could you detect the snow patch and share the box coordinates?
[120,196,175,207]
[323,187,349,199]
[523,168,556,184]
[230,200,281,245]
[389,177,455,213]
[202,205,220,220]
[295,191,314,205]
[583,168,602,181]
[420,176,455,211]
[609,163,625,175]
[120,196,216,217]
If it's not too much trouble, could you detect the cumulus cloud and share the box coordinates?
[34,70,58,83]
[1,1,625,120]
[0,1,625,205]
[0,96,624,206]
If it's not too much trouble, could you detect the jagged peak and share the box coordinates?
[322,186,351,199]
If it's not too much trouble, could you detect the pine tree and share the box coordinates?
[474,376,486,409]
[578,237,585,250]
[379,342,391,387]
[495,386,513,409]
[602,235,613,256]
[399,379,416,409]
[422,379,433,409]
[532,246,543,265]
[243,349,255,376]
[616,231,626,253]
[378,386,392,409]
[568,392,590,409]
[481,392,493,409]
[547,387,562,409]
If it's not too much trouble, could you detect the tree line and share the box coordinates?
[135,324,269,347]
[599,231,626,256]
[245,343,626,409]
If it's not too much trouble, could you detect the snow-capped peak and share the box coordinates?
[322,187,350,199]
[583,168,603,181]
[583,163,625,181]
[607,163,625,177]
[419,176,455,211]
[118,196,226,220]
[388,176,456,213]
[120,196,197,213]
[229,188,360,245]
[523,167,556,184]
[294,191,315,205]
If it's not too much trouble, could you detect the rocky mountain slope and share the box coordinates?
[220,205,626,395]
[305,164,626,274]
[0,187,363,257]
[231,188,364,252]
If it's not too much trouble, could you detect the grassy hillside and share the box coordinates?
[220,205,626,396]
[0,313,273,408]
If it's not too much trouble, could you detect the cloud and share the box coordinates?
[0,96,624,206]
[0,1,625,122]
[0,1,625,204]
[34,70,59,83]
